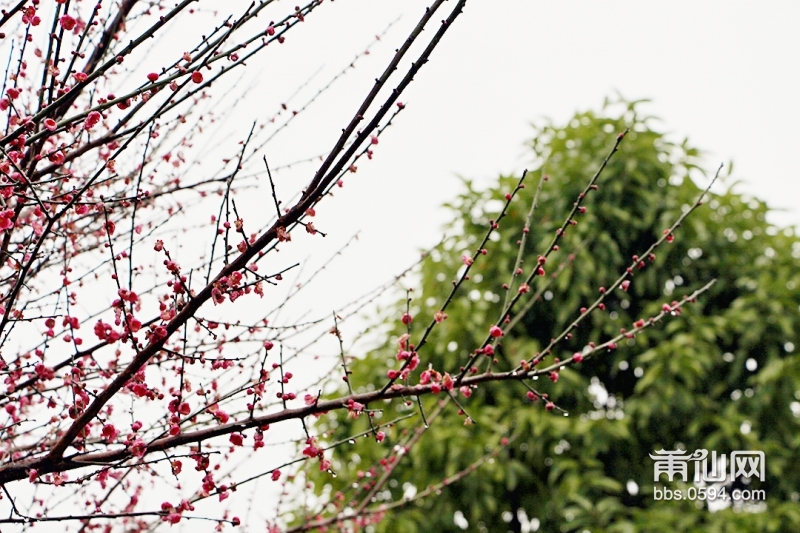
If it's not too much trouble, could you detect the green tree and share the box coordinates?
[303,100,800,532]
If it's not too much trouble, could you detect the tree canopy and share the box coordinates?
[302,100,800,532]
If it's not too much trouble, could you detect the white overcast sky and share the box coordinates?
[223,0,800,334]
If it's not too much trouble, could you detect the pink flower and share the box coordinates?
[442,373,454,391]
[59,14,76,30]
[276,226,291,242]
[397,333,410,349]
[152,325,168,341]
[0,212,13,231]
[302,438,321,458]
[130,438,147,457]
[489,325,504,338]
[347,399,364,417]
[83,110,102,130]
[419,370,432,385]
[211,288,225,305]
[101,424,119,442]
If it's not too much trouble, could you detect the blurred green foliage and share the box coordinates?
[300,100,800,532]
